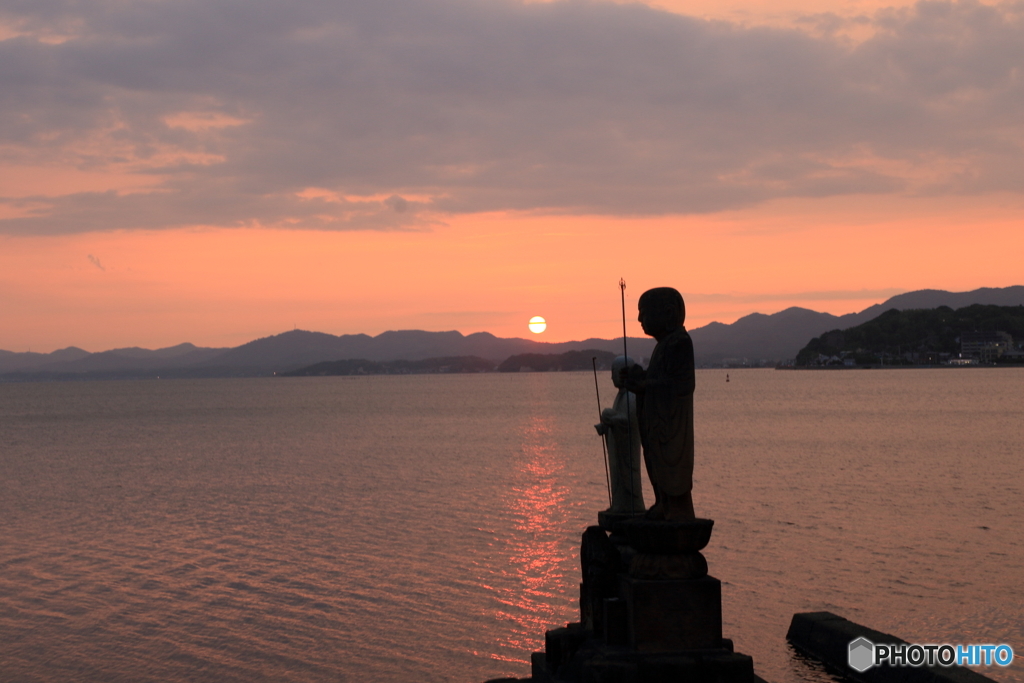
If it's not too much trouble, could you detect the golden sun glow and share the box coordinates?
[528,316,547,334]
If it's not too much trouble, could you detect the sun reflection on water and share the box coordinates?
[488,414,578,665]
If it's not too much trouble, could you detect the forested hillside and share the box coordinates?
[795,305,1024,366]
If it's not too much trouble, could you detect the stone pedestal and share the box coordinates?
[532,516,757,683]
[622,575,722,651]
[596,510,644,534]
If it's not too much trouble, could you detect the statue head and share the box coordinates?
[638,287,685,339]
[611,355,636,389]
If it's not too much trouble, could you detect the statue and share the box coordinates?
[622,287,696,521]
[594,356,645,514]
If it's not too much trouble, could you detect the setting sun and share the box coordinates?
[528,316,547,334]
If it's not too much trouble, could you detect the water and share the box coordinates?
[0,369,1021,682]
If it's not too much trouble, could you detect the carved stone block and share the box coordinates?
[621,575,723,651]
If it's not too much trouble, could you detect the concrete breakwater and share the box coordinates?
[787,612,1000,683]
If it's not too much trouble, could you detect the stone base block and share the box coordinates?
[579,649,755,683]
[634,650,754,683]
[532,651,553,682]
[622,518,714,554]
[622,575,722,651]
[597,510,646,534]
[629,551,708,579]
[580,527,625,635]
[545,623,588,673]
[602,598,628,646]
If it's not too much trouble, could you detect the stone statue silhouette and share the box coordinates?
[595,356,645,514]
[622,287,696,521]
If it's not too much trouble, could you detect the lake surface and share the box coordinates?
[1,369,1021,683]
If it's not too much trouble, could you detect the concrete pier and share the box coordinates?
[787,612,1000,683]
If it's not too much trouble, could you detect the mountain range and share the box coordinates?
[3,286,1023,379]
[689,286,1024,363]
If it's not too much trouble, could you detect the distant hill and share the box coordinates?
[283,356,497,376]
[0,330,656,379]
[194,329,657,374]
[842,287,1024,326]
[497,350,617,372]
[0,346,91,372]
[691,285,1024,365]
[690,307,843,364]
[0,343,227,375]
[3,286,1022,380]
[795,304,1024,366]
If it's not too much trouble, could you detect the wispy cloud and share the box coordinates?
[87,254,105,271]
[1,0,1022,234]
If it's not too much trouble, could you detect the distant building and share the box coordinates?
[960,331,1013,361]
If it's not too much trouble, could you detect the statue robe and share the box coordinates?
[636,327,695,496]
[602,388,645,513]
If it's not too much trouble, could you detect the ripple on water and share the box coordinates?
[0,371,1021,683]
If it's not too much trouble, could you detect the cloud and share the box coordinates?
[1,0,1022,234]
[87,253,105,270]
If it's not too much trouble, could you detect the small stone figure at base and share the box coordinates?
[623,287,696,522]
[594,356,645,515]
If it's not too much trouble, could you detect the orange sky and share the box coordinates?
[1,0,1022,352]
[3,192,1022,352]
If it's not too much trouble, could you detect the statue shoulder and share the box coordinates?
[663,328,694,358]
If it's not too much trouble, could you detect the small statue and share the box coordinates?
[595,356,646,514]
[622,287,696,521]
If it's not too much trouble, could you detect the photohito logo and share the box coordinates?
[848,638,1015,672]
